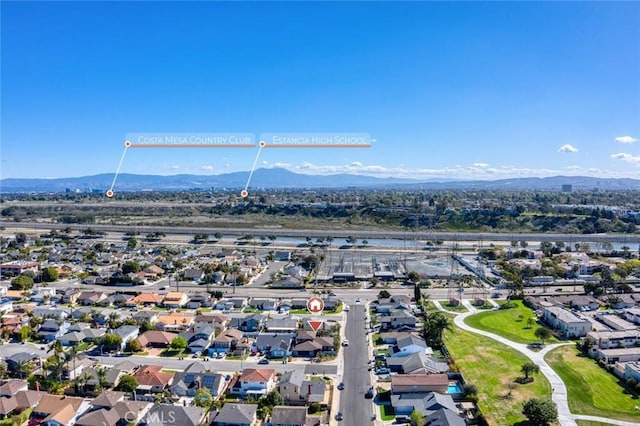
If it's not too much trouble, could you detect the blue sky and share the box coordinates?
[1,1,639,180]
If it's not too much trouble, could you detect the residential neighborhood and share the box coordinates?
[0,225,640,425]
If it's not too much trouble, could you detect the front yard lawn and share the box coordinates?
[443,324,551,425]
[545,345,640,422]
[378,405,395,421]
[464,300,558,344]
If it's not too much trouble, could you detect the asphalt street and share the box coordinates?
[339,303,374,426]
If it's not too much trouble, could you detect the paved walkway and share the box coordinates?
[432,300,640,426]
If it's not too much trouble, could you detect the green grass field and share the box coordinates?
[464,300,558,344]
[444,325,551,425]
[545,345,640,422]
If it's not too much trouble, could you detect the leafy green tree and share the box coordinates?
[100,333,123,351]
[521,362,540,380]
[377,290,391,299]
[170,336,188,351]
[407,270,420,283]
[125,339,142,353]
[410,410,423,426]
[11,274,34,290]
[122,261,140,274]
[534,327,552,344]
[522,398,558,425]
[127,237,138,249]
[115,374,138,393]
[41,267,59,282]
[257,390,284,419]
[194,387,213,408]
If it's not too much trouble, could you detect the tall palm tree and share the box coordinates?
[97,367,108,391]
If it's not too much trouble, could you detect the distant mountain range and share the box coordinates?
[1,168,640,192]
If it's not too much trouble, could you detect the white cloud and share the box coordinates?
[615,136,639,144]
[611,153,640,165]
[200,165,214,172]
[558,144,579,153]
[471,163,490,168]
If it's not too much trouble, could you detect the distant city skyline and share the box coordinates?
[1,1,639,180]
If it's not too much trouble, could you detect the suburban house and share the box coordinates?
[394,335,430,355]
[183,268,205,282]
[0,379,28,397]
[136,330,179,349]
[30,394,84,426]
[391,373,449,394]
[264,317,299,333]
[291,336,335,358]
[211,402,258,426]
[235,368,276,397]
[37,319,69,342]
[386,352,449,375]
[194,313,229,331]
[0,261,40,278]
[132,365,174,395]
[132,310,160,325]
[76,291,108,306]
[62,356,96,381]
[391,391,463,423]
[278,370,305,404]
[113,325,140,351]
[542,306,591,338]
[229,314,265,333]
[213,328,245,352]
[126,293,163,307]
[142,404,207,426]
[163,291,188,309]
[179,325,215,353]
[254,333,293,359]
[379,310,418,331]
[250,298,279,311]
[156,311,194,332]
[170,362,227,398]
[266,406,308,426]
[299,380,327,405]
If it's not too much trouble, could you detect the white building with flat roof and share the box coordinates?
[542,306,591,338]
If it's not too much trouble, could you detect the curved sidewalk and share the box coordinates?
[433,300,640,426]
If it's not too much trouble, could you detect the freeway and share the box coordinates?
[339,304,375,426]
[3,221,640,243]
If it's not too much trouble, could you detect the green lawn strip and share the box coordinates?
[444,325,551,425]
[464,300,558,344]
[576,422,614,426]
[378,405,395,421]
[545,345,640,421]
